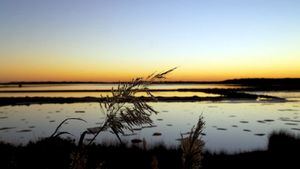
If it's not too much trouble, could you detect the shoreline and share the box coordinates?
[0,94,285,107]
[0,86,291,106]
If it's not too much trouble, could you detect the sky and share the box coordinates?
[0,0,300,82]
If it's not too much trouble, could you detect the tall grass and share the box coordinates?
[68,68,179,169]
[50,67,205,169]
[181,116,205,169]
[86,67,177,145]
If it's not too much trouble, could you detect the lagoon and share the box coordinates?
[0,83,299,153]
[0,89,299,153]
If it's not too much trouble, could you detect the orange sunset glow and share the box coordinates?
[0,0,300,82]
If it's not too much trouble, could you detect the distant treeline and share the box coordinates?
[223,78,300,86]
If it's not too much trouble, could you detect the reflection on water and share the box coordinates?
[0,91,220,97]
[1,100,299,153]
[0,83,241,91]
[0,83,237,98]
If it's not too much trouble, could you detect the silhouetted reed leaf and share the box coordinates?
[53,131,74,138]
[50,118,86,138]
[86,68,176,144]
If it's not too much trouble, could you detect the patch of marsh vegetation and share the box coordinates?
[1,131,300,169]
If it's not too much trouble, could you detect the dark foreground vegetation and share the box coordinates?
[0,131,299,169]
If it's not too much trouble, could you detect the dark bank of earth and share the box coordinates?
[0,91,284,107]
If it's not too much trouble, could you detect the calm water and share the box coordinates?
[0,84,241,91]
[0,100,299,153]
[0,84,299,153]
[0,91,220,97]
[0,84,233,97]
[0,84,239,97]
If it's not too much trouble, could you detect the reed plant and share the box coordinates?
[56,68,177,169]
[181,116,205,169]
[50,67,205,169]
[85,67,177,145]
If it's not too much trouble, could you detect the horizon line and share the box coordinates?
[1,77,300,85]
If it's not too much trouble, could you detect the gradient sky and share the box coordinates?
[0,0,300,82]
